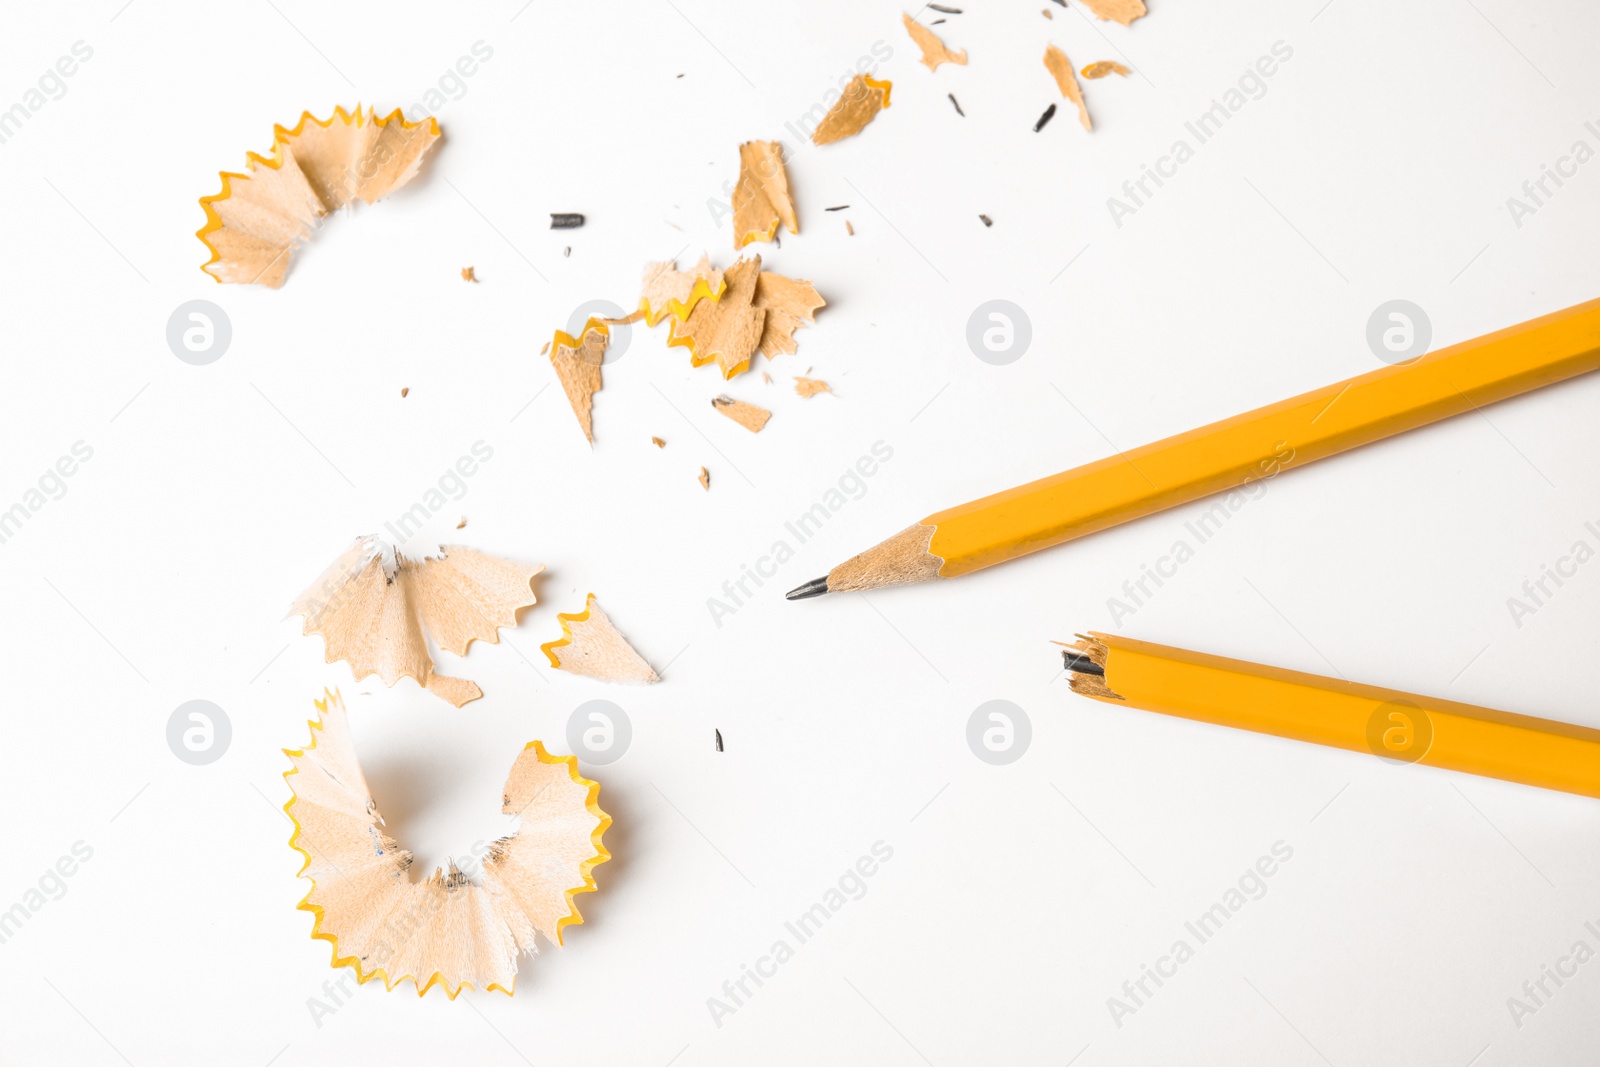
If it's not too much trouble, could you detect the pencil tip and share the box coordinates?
[786,576,829,601]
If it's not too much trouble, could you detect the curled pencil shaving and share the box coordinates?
[284,690,610,998]
[639,255,727,326]
[811,75,893,146]
[541,594,659,684]
[1081,60,1132,79]
[289,537,541,707]
[734,141,798,248]
[667,256,825,379]
[197,105,441,287]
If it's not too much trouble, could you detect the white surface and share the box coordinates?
[2,1,1598,1063]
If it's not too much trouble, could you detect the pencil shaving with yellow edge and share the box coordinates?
[1060,634,1600,799]
[542,594,659,684]
[197,105,441,287]
[284,690,610,998]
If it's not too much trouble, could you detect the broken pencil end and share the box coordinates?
[1060,650,1105,677]
[785,576,829,601]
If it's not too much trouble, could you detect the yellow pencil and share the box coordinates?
[1060,634,1600,799]
[788,298,1600,599]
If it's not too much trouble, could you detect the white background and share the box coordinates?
[2,0,1598,1064]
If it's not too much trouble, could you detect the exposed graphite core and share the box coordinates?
[785,576,829,600]
[1060,650,1105,676]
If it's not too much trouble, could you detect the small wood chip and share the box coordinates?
[795,376,831,398]
[711,395,772,432]
[651,436,666,448]
[1034,103,1057,132]
[979,214,993,227]
[550,213,585,229]
[1081,60,1132,79]
[400,387,409,397]
[762,372,773,384]
[456,517,466,529]
[903,12,968,71]
[948,93,964,116]
[461,266,477,282]
[1080,0,1146,26]
[812,74,893,145]
[846,219,855,236]
[1044,45,1092,131]
[699,467,710,490]
[1042,7,1053,17]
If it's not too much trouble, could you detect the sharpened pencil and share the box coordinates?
[788,298,1600,600]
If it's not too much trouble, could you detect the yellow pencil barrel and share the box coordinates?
[930,298,1600,576]
[1066,633,1600,800]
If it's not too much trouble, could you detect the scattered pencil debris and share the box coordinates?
[1044,45,1092,131]
[400,386,409,397]
[1082,60,1132,79]
[283,691,610,997]
[651,435,666,448]
[902,11,968,71]
[711,395,772,432]
[928,2,962,11]
[549,319,608,443]
[795,376,831,398]
[812,74,893,145]
[1042,7,1053,17]
[461,266,477,282]
[932,18,945,25]
[1034,103,1057,132]
[734,141,798,248]
[197,105,441,287]
[541,594,659,684]
[762,372,774,384]
[948,93,965,116]
[715,729,723,752]
[290,536,542,707]
[846,219,855,236]
[456,517,466,528]
[550,212,585,229]
[564,246,572,257]
[979,214,993,227]
[699,466,710,490]
[824,204,850,211]
[1081,0,1146,26]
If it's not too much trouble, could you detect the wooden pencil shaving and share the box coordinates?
[197,105,441,287]
[1080,0,1146,26]
[541,594,659,684]
[289,537,542,707]
[549,320,609,443]
[668,256,825,379]
[711,395,772,432]
[733,141,798,249]
[794,376,831,398]
[651,436,666,448]
[902,12,968,71]
[284,690,610,997]
[639,255,726,326]
[812,75,893,146]
[1081,60,1132,79]
[699,467,710,490]
[1044,46,1092,131]
[461,266,477,282]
